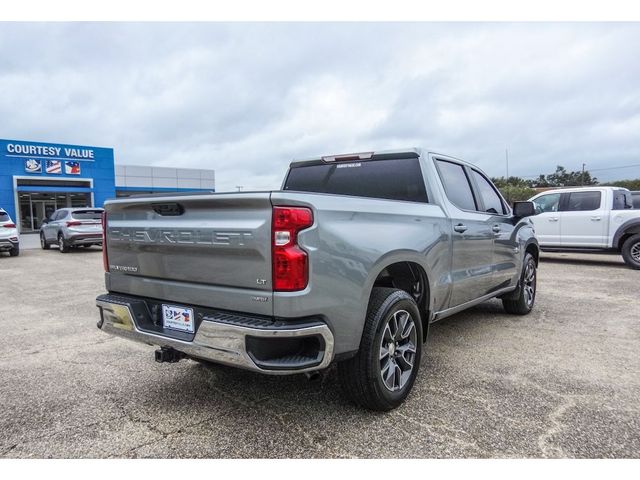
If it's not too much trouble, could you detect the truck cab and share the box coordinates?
[529,186,640,268]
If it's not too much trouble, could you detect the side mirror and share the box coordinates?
[41,219,49,225]
[512,201,536,218]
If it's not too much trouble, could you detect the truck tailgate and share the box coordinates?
[104,192,273,314]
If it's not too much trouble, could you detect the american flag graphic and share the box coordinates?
[65,161,81,175]
[46,160,62,174]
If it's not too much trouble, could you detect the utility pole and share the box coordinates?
[505,148,509,181]
[581,163,586,187]
[236,185,244,192]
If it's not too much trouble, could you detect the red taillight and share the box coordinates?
[102,211,109,272]
[2,223,16,228]
[66,221,82,227]
[272,206,313,291]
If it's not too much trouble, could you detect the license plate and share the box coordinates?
[162,304,195,333]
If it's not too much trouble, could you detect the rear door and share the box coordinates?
[530,193,562,245]
[69,209,103,236]
[435,159,495,307]
[560,190,608,247]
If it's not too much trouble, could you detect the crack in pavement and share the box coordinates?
[537,396,577,458]
[392,410,487,457]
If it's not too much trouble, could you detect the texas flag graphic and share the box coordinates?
[46,160,62,174]
[64,161,81,175]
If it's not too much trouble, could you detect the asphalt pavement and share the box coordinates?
[0,248,638,458]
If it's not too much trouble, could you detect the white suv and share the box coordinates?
[529,187,640,269]
[0,208,20,257]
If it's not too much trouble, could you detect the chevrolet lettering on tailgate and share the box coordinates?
[109,228,253,246]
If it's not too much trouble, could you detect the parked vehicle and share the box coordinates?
[529,186,640,269]
[96,149,539,410]
[0,208,20,257]
[40,207,104,253]
[632,191,640,209]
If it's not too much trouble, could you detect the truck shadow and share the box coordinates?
[136,300,509,420]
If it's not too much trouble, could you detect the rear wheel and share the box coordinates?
[9,245,19,257]
[338,288,423,411]
[40,232,50,250]
[502,252,537,315]
[621,234,640,270]
[58,233,70,253]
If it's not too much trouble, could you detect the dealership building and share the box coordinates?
[0,139,215,233]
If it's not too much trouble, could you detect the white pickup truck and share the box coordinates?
[529,186,640,269]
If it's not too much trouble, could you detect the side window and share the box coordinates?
[633,194,640,209]
[49,210,59,221]
[563,191,602,212]
[56,211,68,221]
[436,160,477,211]
[532,193,561,214]
[612,191,633,210]
[471,170,506,214]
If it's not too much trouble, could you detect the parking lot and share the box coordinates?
[0,243,639,458]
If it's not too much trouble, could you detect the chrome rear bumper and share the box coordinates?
[96,294,334,375]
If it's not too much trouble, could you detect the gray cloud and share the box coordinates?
[1,22,639,190]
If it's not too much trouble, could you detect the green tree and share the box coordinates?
[534,165,598,187]
[604,178,640,190]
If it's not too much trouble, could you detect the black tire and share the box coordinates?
[9,245,19,257]
[40,232,50,250]
[621,234,640,270]
[338,287,423,411]
[58,233,70,253]
[502,252,537,315]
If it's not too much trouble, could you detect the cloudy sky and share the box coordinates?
[1,22,639,190]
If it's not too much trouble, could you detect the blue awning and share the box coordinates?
[17,186,94,193]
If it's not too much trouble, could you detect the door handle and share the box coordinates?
[548,217,559,222]
[492,225,501,233]
[453,224,468,233]
[590,217,601,221]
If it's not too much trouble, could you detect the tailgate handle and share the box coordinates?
[152,203,184,216]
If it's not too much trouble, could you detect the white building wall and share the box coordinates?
[115,165,215,190]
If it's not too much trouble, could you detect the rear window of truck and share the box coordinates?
[283,158,428,203]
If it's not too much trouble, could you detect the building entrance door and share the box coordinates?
[31,200,57,231]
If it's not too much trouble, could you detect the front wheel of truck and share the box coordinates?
[338,287,423,411]
[502,252,537,315]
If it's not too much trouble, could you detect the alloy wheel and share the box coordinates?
[631,241,640,262]
[523,258,536,308]
[379,309,417,392]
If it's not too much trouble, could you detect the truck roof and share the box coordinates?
[289,147,476,169]
[532,186,630,196]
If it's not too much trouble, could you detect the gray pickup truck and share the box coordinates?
[96,148,539,410]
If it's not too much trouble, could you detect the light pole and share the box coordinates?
[505,148,509,181]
